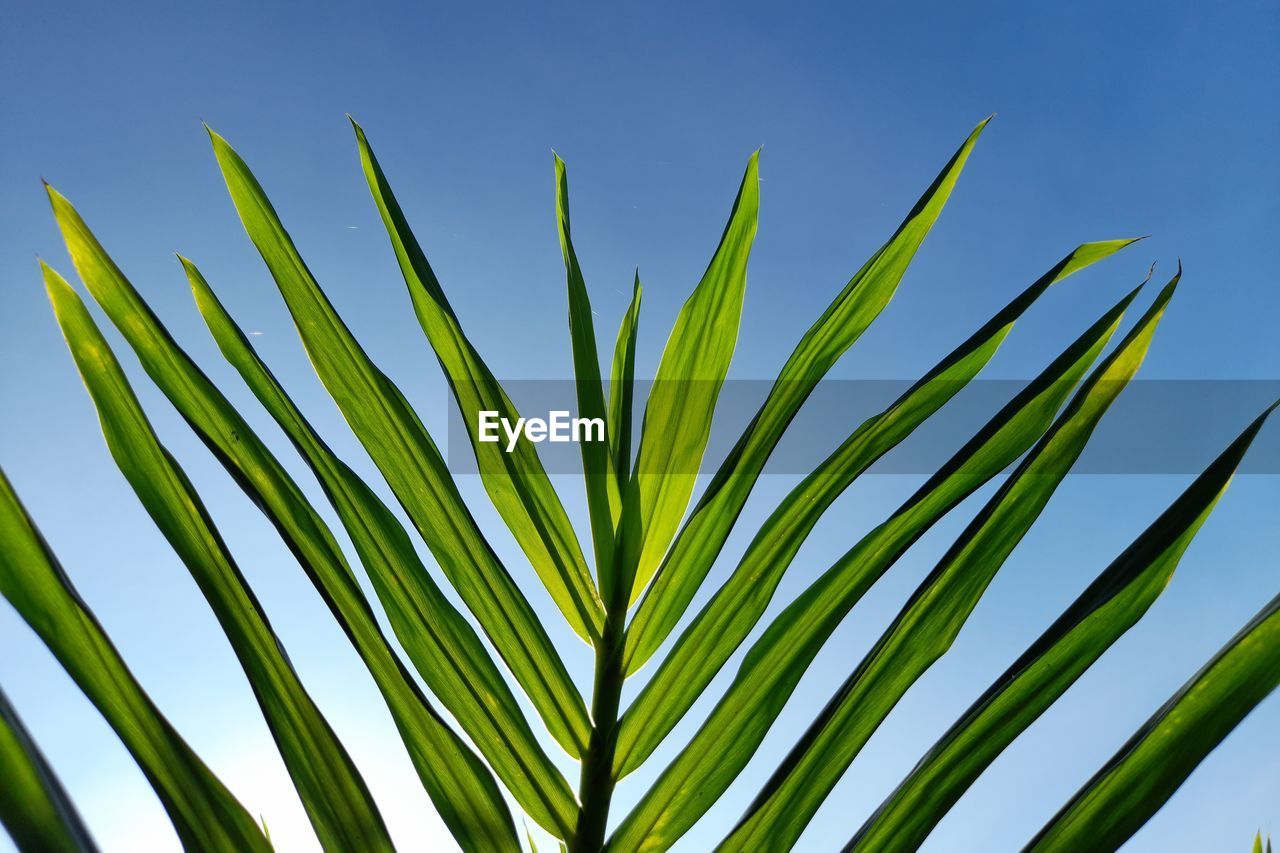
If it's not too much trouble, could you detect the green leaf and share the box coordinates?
[615,242,1138,779]
[554,152,624,586]
[207,127,591,757]
[1027,587,1280,850]
[625,118,991,673]
[723,274,1178,851]
[47,184,530,846]
[849,401,1276,853]
[186,258,573,841]
[611,283,1135,850]
[608,273,642,484]
[0,685,98,852]
[1,466,265,852]
[354,122,603,645]
[42,264,393,852]
[612,150,760,605]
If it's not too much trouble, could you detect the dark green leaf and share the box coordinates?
[0,685,98,852]
[849,402,1276,852]
[626,118,992,672]
[616,243,1139,780]
[611,283,1136,849]
[43,264,394,852]
[1027,585,1280,850]
[724,274,1177,851]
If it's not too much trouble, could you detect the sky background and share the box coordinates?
[2,1,1278,850]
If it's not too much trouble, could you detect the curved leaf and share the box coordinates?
[723,275,1177,851]
[354,122,603,644]
[610,284,1136,849]
[207,127,590,757]
[1026,588,1280,851]
[0,686,97,852]
[613,151,760,605]
[554,152,624,584]
[0,468,265,852]
[626,118,992,672]
[43,265,394,852]
[48,185,532,846]
[186,258,572,841]
[615,243,1139,778]
[849,402,1276,853]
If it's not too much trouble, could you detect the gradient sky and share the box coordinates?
[2,2,1278,850]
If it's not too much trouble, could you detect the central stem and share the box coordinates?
[572,593,628,851]
[573,620,626,851]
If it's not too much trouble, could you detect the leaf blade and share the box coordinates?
[611,284,1136,849]
[1026,585,1280,850]
[849,402,1276,853]
[0,685,98,852]
[615,242,1138,779]
[554,152,624,585]
[723,274,1178,851]
[42,265,396,852]
[355,122,603,644]
[614,151,760,604]
[608,273,642,484]
[626,118,992,671]
[207,127,591,757]
[186,258,575,840]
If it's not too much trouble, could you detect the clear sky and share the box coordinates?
[2,1,1277,850]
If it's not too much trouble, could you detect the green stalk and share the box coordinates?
[572,588,628,852]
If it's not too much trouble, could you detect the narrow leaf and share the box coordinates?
[0,468,265,852]
[43,265,394,852]
[187,258,573,841]
[627,118,991,669]
[724,275,1178,851]
[613,151,760,605]
[611,284,1136,849]
[355,122,603,644]
[0,685,98,852]
[48,185,530,845]
[1027,588,1280,850]
[608,273,642,484]
[554,152,624,583]
[849,402,1276,852]
[616,243,1139,777]
[207,127,591,756]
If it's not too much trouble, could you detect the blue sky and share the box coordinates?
[2,1,1277,850]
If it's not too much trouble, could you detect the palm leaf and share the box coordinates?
[47,184,538,844]
[611,282,1137,849]
[0,685,97,852]
[607,273,642,484]
[722,274,1178,850]
[207,128,591,757]
[0,467,266,851]
[625,118,991,672]
[554,152,624,584]
[615,244,1139,780]
[1026,586,1280,850]
[354,121,603,645]
[848,401,1276,852]
[613,150,760,604]
[185,258,574,841]
[43,264,396,852]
